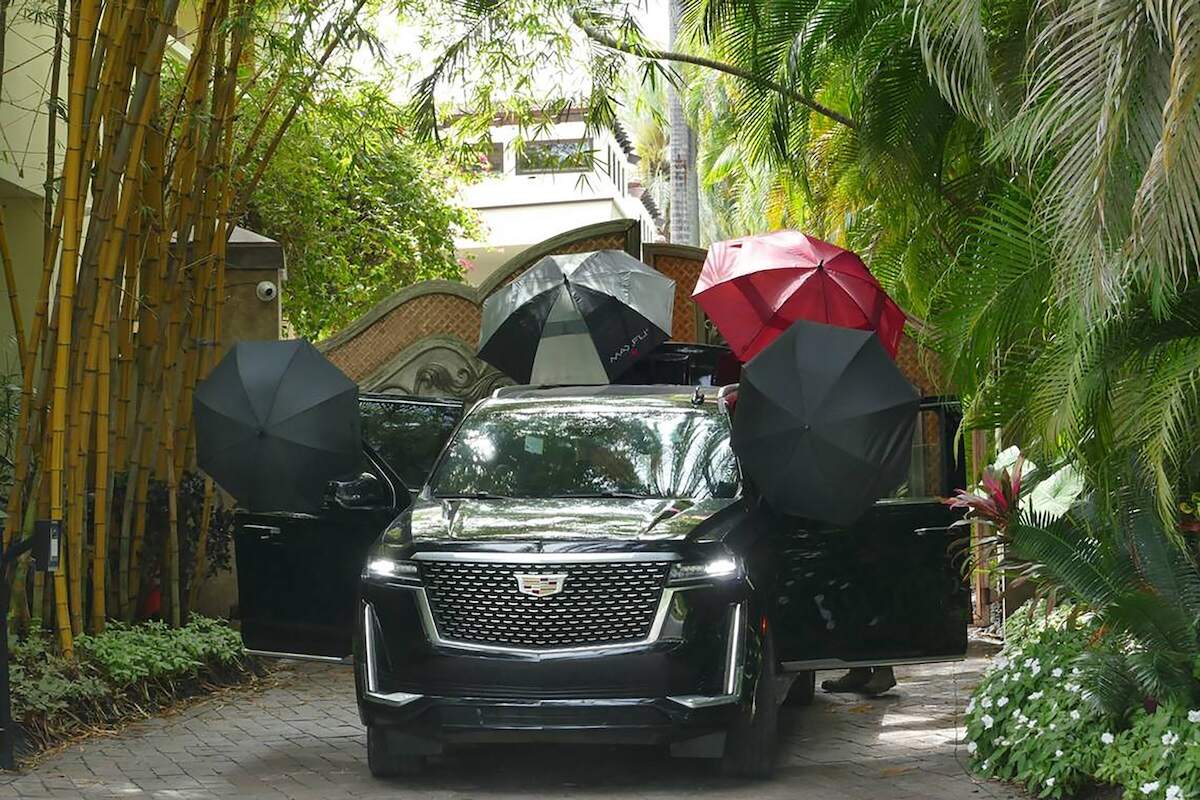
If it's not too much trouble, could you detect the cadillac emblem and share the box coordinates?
[515,573,567,598]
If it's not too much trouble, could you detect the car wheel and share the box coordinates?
[367,724,425,778]
[783,670,816,706]
[721,628,779,778]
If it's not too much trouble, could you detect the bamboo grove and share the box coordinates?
[0,0,367,655]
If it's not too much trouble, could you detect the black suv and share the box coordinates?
[234,385,967,778]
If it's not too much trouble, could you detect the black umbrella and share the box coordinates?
[478,250,675,385]
[731,320,918,525]
[194,339,360,513]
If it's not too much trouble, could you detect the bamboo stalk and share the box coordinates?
[51,0,103,658]
[90,331,111,632]
[0,209,28,374]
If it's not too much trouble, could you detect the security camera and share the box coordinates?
[255,281,278,302]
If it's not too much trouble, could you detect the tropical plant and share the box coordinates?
[1004,481,1200,718]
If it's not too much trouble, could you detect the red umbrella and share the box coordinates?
[692,230,906,362]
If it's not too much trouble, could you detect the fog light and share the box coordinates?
[669,557,740,584]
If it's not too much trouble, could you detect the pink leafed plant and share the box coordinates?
[944,454,1025,532]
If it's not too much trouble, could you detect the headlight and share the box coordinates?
[668,557,741,585]
[365,558,419,581]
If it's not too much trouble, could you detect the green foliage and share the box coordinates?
[75,616,244,687]
[1096,704,1200,800]
[967,603,1200,800]
[965,603,1111,798]
[8,616,250,750]
[240,82,480,339]
[1004,483,1200,717]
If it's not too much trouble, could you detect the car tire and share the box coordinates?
[721,628,779,778]
[367,724,425,778]
[783,670,816,706]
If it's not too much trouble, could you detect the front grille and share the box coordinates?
[420,559,671,649]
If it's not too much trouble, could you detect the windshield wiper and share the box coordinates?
[558,491,656,499]
[433,492,514,500]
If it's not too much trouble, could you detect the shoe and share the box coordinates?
[861,667,897,696]
[821,668,872,693]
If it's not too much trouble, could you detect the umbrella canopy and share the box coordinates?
[194,339,360,513]
[693,230,906,362]
[478,250,675,385]
[731,320,918,526]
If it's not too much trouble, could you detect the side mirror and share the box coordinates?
[712,479,739,499]
[332,472,388,509]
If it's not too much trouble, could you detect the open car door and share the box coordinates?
[234,395,463,660]
[772,398,971,668]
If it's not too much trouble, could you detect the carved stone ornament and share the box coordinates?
[360,336,514,404]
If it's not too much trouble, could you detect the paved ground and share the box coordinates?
[0,642,1024,799]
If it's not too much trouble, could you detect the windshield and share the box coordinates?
[429,401,739,500]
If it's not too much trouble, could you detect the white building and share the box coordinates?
[457,110,663,286]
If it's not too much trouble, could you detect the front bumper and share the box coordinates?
[356,575,751,748]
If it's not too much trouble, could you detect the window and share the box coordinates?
[359,398,464,490]
[516,138,593,174]
[888,400,963,500]
[486,142,504,172]
[473,142,504,173]
[430,402,738,500]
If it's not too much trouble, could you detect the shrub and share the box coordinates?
[1096,704,1200,800]
[9,615,252,753]
[965,603,1112,798]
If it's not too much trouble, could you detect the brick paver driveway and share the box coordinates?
[0,642,1022,799]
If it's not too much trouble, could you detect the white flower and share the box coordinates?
[1072,667,1082,676]
[966,741,978,754]
[1030,691,1044,700]
[966,699,976,715]
[1070,710,1081,721]
[998,697,1010,708]
[1163,731,1180,747]
[1050,723,1057,730]
[980,760,990,772]
[995,655,1010,670]
[981,697,993,709]
[1051,667,1064,678]
[1055,750,1064,758]
[1031,662,1042,676]
[1101,732,1115,745]
[982,714,995,730]
[1189,710,1200,724]
[1142,783,1161,795]
[1166,786,1184,800]
[1046,778,1056,788]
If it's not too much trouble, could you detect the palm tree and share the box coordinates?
[666,0,698,245]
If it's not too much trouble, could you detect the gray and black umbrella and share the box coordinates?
[478,250,675,385]
[194,339,360,513]
[731,320,918,525]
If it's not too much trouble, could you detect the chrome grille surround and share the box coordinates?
[418,556,673,650]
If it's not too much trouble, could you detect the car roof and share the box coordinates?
[490,384,731,403]
[475,385,737,415]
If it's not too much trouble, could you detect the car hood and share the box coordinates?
[398,496,741,543]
